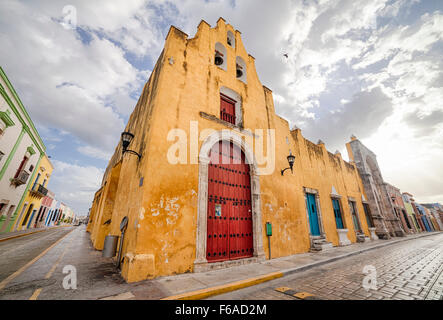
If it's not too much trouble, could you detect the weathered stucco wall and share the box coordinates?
[88,18,371,282]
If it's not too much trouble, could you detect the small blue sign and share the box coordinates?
[215,204,222,217]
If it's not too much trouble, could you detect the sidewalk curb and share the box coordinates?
[161,232,441,300]
[161,272,283,300]
[0,226,71,243]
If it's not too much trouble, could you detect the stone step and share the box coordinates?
[311,237,334,252]
[356,234,371,243]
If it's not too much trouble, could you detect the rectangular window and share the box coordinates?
[402,210,412,229]
[349,201,362,232]
[35,206,44,223]
[32,173,41,191]
[40,207,47,222]
[220,94,236,125]
[363,203,374,228]
[332,199,344,229]
[22,204,34,226]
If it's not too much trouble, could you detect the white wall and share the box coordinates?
[0,74,45,231]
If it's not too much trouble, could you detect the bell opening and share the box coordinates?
[215,56,224,66]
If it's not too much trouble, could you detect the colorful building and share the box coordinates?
[35,190,55,229]
[422,203,443,230]
[420,205,440,231]
[87,19,373,283]
[0,67,49,233]
[386,183,415,234]
[414,203,433,232]
[43,194,58,227]
[402,192,422,232]
[0,67,78,234]
[45,199,60,227]
[11,154,53,231]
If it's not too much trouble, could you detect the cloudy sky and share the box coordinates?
[0,0,442,214]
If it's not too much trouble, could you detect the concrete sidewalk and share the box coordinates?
[125,231,442,300]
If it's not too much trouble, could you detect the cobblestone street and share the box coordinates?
[209,233,443,300]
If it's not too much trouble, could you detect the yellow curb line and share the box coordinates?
[161,271,283,300]
[0,229,47,242]
[0,226,71,243]
[0,228,75,291]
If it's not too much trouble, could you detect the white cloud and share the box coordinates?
[355,12,443,70]
[0,1,146,153]
[77,145,112,161]
[48,160,104,214]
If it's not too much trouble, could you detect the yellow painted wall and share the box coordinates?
[14,154,54,231]
[89,19,371,282]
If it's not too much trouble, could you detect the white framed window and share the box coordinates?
[220,86,242,127]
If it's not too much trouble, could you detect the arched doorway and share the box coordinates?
[206,141,253,262]
[194,130,265,272]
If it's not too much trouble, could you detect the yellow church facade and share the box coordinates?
[87,18,373,283]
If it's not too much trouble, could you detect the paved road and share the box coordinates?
[0,225,137,300]
[209,233,443,300]
[1,226,442,300]
[0,227,73,284]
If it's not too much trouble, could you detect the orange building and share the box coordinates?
[88,19,373,282]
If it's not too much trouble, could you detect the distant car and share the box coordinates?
[73,221,81,226]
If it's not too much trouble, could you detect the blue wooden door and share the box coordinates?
[421,216,432,232]
[307,193,320,236]
[332,199,344,229]
[26,210,37,229]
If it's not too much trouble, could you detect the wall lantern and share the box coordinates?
[121,131,141,160]
[281,151,295,176]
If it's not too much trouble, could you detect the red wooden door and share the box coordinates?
[207,141,253,262]
[220,94,236,125]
